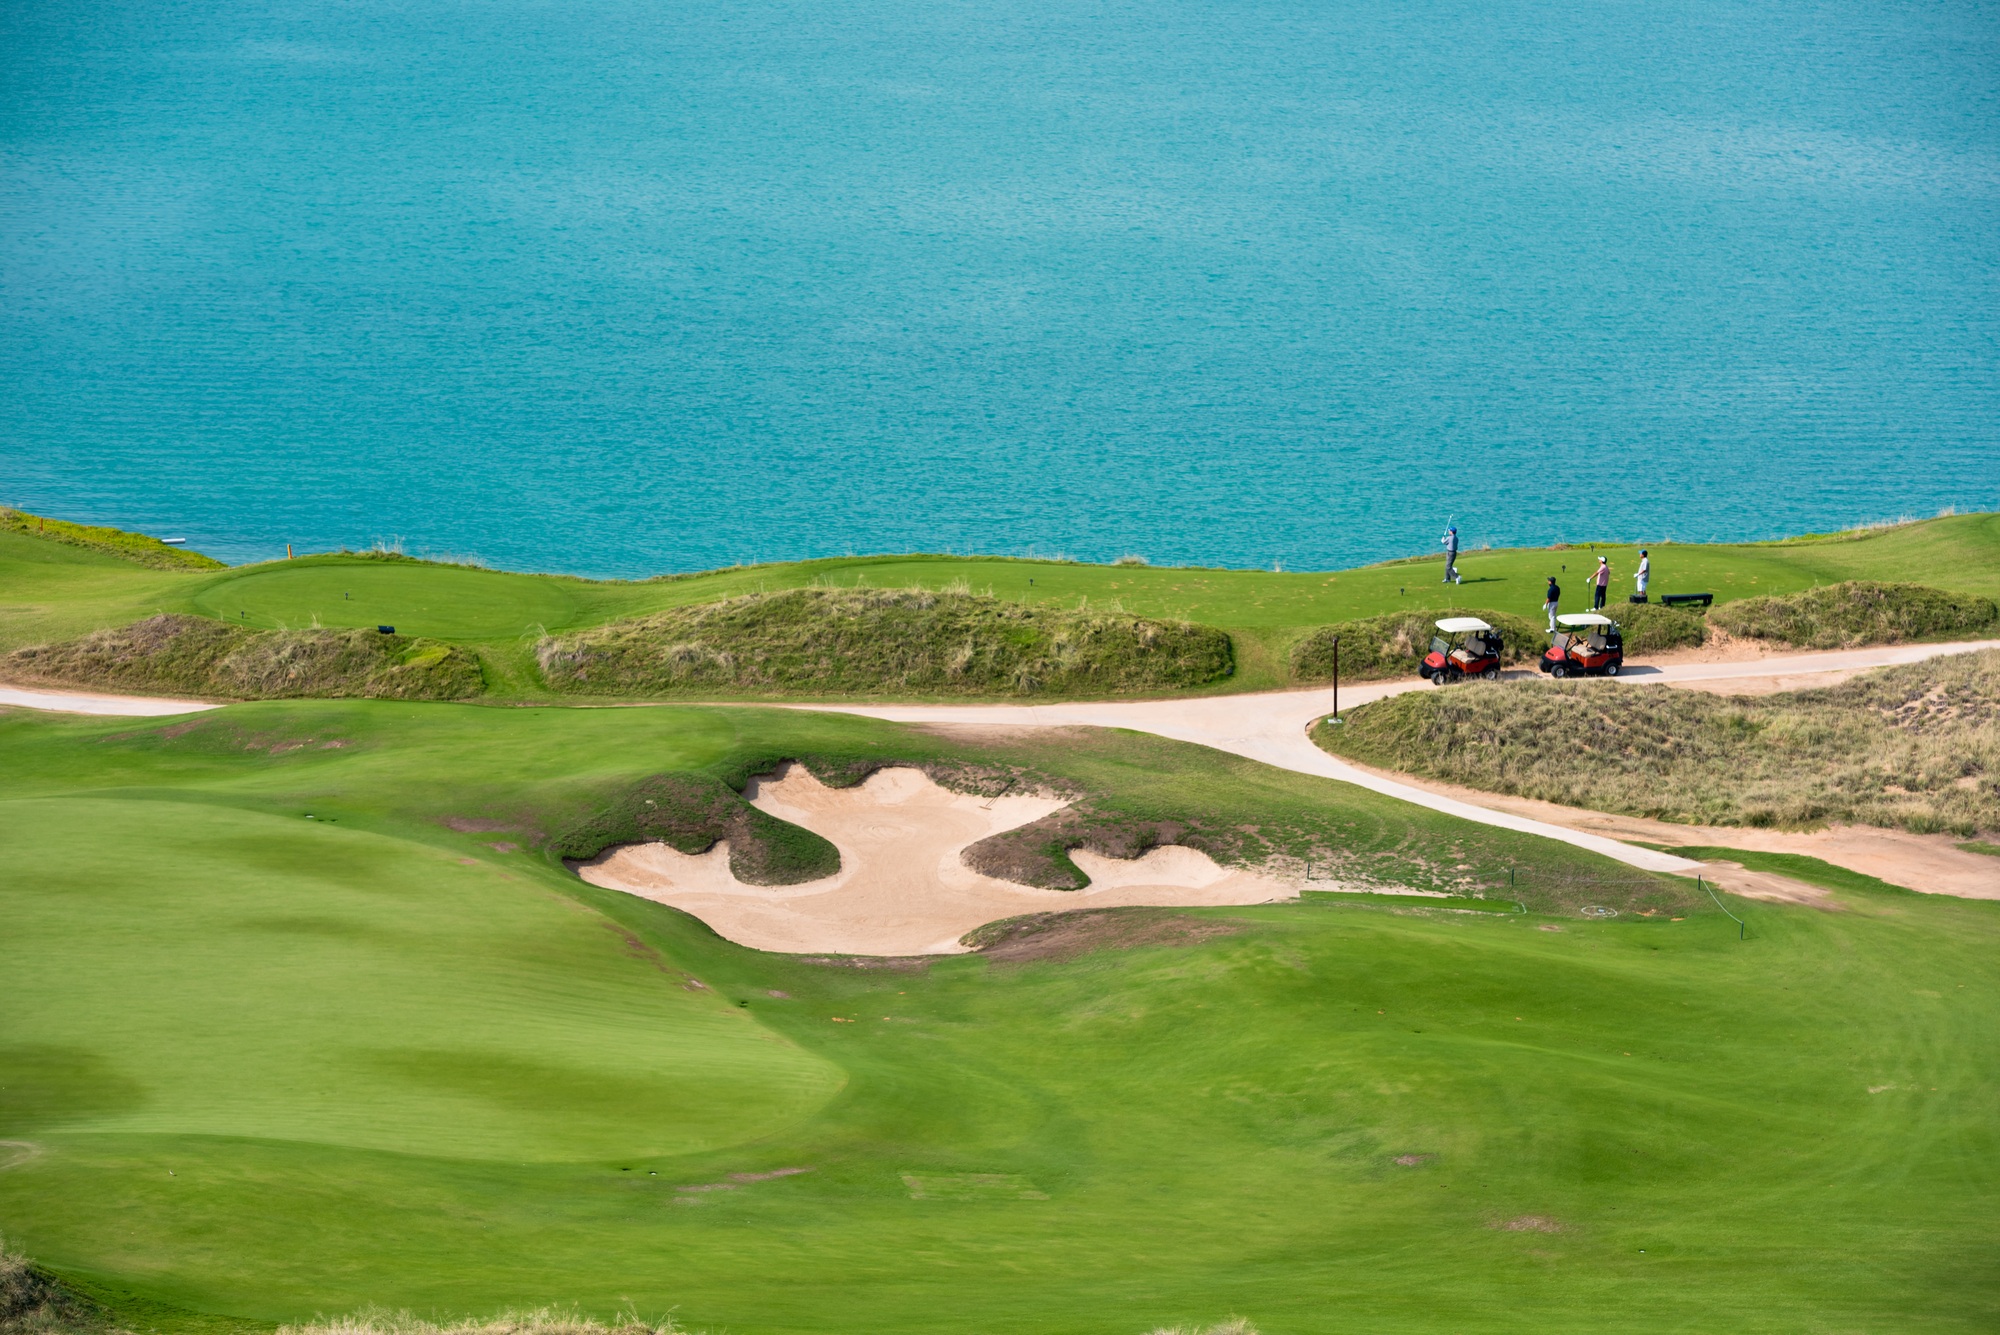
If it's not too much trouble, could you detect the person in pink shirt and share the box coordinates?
[1592,556,1611,610]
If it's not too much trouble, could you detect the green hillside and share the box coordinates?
[3,511,1998,699]
[1,700,1996,1333]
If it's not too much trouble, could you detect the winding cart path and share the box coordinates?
[6,639,1995,887]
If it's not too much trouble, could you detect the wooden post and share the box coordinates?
[1332,636,1340,722]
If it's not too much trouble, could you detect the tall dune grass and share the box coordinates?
[538,587,1232,697]
[1711,581,1997,649]
[1317,650,1999,836]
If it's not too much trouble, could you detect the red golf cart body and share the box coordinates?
[1420,617,1504,684]
[1540,612,1624,678]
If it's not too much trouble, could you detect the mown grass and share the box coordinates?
[536,587,1233,698]
[6,513,2000,699]
[3,699,1999,1333]
[2,616,482,702]
[1314,650,1999,837]
[1710,580,1999,648]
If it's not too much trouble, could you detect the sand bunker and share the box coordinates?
[576,764,1298,955]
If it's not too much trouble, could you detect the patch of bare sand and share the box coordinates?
[1338,761,1999,903]
[1641,625,1778,667]
[576,764,1298,955]
[1667,668,1871,697]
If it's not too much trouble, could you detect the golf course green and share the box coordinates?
[1,695,1997,1334]
[5,509,1998,698]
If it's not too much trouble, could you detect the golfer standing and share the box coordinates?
[1441,526,1461,585]
[1544,575,1561,633]
[1635,550,1651,599]
[1593,556,1611,610]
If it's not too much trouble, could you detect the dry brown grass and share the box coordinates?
[0,1239,109,1335]
[277,1309,697,1335]
[537,587,1232,697]
[1318,650,1999,838]
[3,614,483,701]
[1143,1321,1259,1335]
[1711,580,1998,648]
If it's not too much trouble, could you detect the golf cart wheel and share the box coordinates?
[1482,666,1499,681]
[1431,670,1448,685]
[1550,664,1569,679]
[1605,661,1621,676]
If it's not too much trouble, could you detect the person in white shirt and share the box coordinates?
[1635,550,1651,599]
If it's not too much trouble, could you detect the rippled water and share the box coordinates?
[4,0,1996,574]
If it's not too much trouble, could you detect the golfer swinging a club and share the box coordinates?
[1441,525,1462,585]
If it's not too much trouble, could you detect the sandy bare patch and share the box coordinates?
[1494,1215,1566,1233]
[1667,668,1875,696]
[0,682,222,716]
[577,764,1297,955]
[1642,625,1779,667]
[1694,861,1837,907]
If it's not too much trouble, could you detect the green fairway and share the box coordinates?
[5,512,1999,698]
[2,700,1997,1332]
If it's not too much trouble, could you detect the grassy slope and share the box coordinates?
[1,702,1996,1332]
[5,514,1999,699]
[1313,650,2000,838]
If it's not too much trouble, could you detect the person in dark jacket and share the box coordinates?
[1544,576,1561,633]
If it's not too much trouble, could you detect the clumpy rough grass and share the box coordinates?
[537,587,1232,697]
[550,770,839,884]
[1611,602,1710,653]
[1711,581,1998,649]
[3,614,483,701]
[278,1310,695,1335]
[1290,609,1546,683]
[0,1239,107,1335]
[0,507,224,570]
[1316,650,2000,837]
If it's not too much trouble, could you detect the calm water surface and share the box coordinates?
[3,0,1997,574]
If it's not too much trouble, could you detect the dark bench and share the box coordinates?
[1659,593,1714,609]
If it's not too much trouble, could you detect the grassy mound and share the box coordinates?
[1316,649,1999,837]
[537,587,1233,697]
[1711,580,1999,649]
[551,770,840,884]
[3,614,483,701]
[0,507,223,571]
[1612,602,1709,653]
[1289,609,1546,682]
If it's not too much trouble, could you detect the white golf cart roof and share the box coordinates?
[1434,617,1494,634]
[1557,612,1616,627]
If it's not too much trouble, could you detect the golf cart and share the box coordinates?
[1420,617,1504,684]
[1541,612,1624,678]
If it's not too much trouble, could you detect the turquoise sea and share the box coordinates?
[3,0,1996,575]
